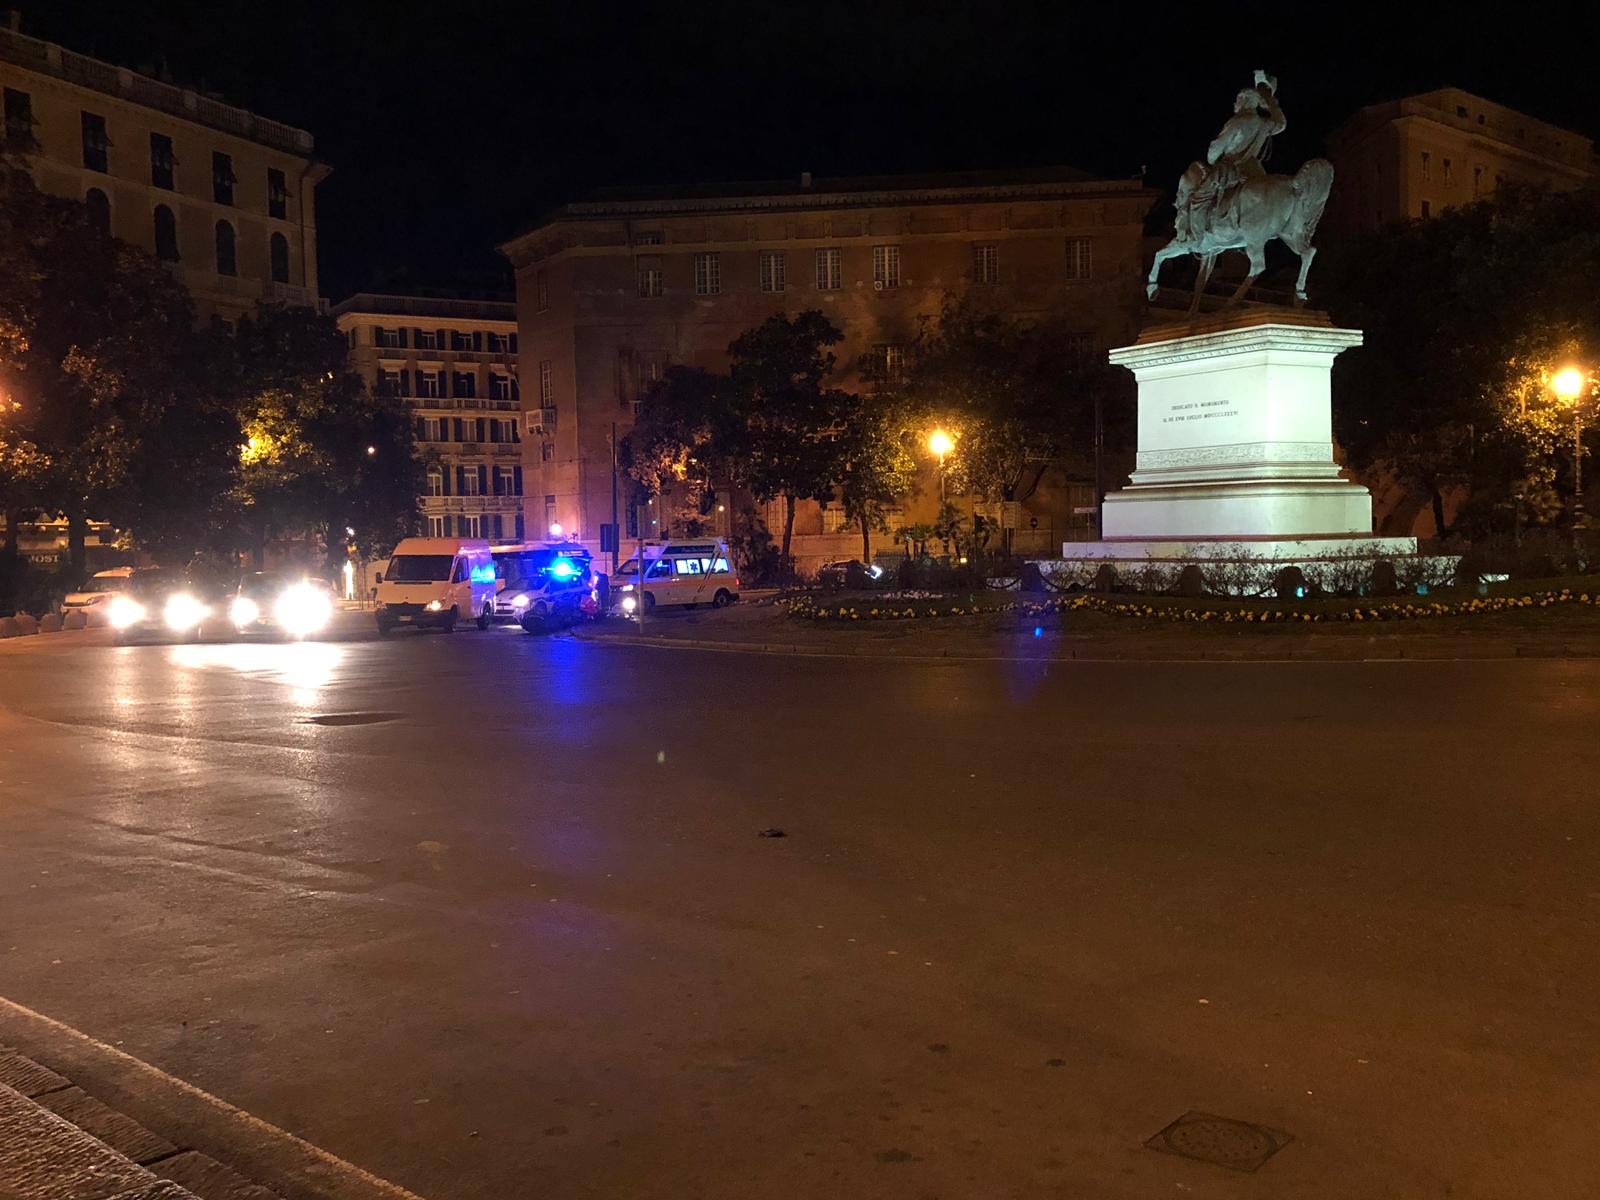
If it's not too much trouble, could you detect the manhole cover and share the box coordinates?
[299,712,402,727]
[1146,1111,1291,1173]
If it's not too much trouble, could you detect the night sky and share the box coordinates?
[29,2,1600,300]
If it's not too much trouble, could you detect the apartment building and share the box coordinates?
[0,16,326,322]
[332,294,529,542]
[501,168,1155,567]
[1325,87,1598,233]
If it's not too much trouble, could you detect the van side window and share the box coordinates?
[646,560,671,579]
[450,558,465,584]
[673,558,703,576]
[713,557,730,573]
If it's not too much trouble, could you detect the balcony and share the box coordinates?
[263,281,315,307]
[531,407,558,435]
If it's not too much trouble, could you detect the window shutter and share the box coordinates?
[398,328,409,348]
[439,371,450,400]
[441,465,451,496]
[477,418,486,442]
[510,334,519,352]
[488,420,500,444]
[472,331,483,351]
[414,417,424,440]
[456,465,466,494]
[493,514,504,540]
[511,378,521,402]
[400,370,412,397]
[513,466,523,496]
[477,464,488,495]
[437,328,447,347]
[453,417,464,441]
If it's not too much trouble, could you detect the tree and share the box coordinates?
[622,365,736,534]
[903,295,1131,507]
[0,156,233,573]
[836,390,920,562]
[727,311,853,571]
[1318,184,1600,537]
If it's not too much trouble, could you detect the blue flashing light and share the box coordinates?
[1416,583,1429,596]
[469,564,497,584]
[549,558,577,579]
[1295,585,1306,599]
[1033,626,1043,638]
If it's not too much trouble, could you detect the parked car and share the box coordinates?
[816,559,885,589]
[611,540,739,615]
[61,567,136,615]
[488,545,595,631]
[225,572,337,640]
[375,538,497,635]
[107,570,220,644]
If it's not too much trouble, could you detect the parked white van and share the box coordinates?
[375,538,496,635]
[611,540,739,614]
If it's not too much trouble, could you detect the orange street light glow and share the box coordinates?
[1551,367,1586,402]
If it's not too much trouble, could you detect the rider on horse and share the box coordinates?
[1175,71,1286,245]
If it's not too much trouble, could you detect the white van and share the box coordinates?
[62,566,136,614]
[375,538,496,635]
[611,540,739,614]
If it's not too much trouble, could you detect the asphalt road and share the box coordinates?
[1,622,1598,1199]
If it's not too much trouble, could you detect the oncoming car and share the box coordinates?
[107,570,217,644]
[612,541,739,615]
[226,572,337,640]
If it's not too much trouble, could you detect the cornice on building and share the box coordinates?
[330,293,518,324]
[0,23,315,158]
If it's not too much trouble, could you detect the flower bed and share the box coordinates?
[783,588,1600,624]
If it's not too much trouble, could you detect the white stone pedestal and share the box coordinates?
[1099,310,1381,541]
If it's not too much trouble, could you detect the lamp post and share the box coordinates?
[928,428,954,503]
[1552,367,1589,552]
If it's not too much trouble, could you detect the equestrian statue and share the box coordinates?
[1146,70,1333,312]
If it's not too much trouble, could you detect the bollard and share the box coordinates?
[39,613,62,633]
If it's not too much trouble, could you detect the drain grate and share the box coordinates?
[299,712,402,727]
[1146,1111,1291,1173]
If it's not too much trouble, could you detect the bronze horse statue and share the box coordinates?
[1146,158,1334,313]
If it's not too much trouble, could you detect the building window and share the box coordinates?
[426,515,446,537]
[376,327,404,349]
[212,151,236,205]
[1065,237,1093,281]
[269,233,289,283]
[1473,165,1483,195]
[150,133,175,189]
[494,466,517,496]
[536,271,549,311]
[417,370,443,399]
[214,220,236,276]
[634,230,663,245]
[491,417,518,443]
[541,441,554,462]
[759,250,786,293]
[637,257,663,297]
[490,373,514,401]
[544,494,557,531]
[873,344,905,387]
[418,415,443,440]
[426,467,444,496]
[459,514,482,537]
[974,243,999,284]
[872,245,901,289]
[153,205,179,262]
[84,188,111,235]
[416,329,438,350]
[539,360,554,405]
[815,247,842,290]
[267,168,288,218]
[450,330,475,351]
[1420,199,1431,219]
[1442,158,1453,183]
[694,252,721,295]
[379,369,403,397]
[1420,151,1431,181]
[821,506,848,534]
[460,467,481,497]
[4,88,34,146]
[488,332,511,353]
[453,372,477,398]
[80,112,110,172]
[1456,104,1468,118]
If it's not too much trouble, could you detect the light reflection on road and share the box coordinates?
[170,642,344,701]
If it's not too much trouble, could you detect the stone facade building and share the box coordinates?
[332,294,529,543]
[501,168,1155,570]
[0,15,326,323]
[1325,87,1598,234]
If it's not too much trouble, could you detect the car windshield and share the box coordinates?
[238,573,285,597]
[386,554,454,582]
[83,575,129,593]
[124,571,170,597]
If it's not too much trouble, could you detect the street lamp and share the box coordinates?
[1552,367,1589,538]
[928,428,954,502]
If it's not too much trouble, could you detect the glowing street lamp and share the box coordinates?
[1551,366,1591,543]
[928,428,954,502]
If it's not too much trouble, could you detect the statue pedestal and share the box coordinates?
[1043,309,1452,591]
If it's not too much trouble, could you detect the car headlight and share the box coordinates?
[108,595,146,629]
[621,595,637,612]
[425,599,443,612]
[511,593,529,608]
[163,593,207,631]
[230,596,261,626]
[274,582,333,637]
[619,583,635,592]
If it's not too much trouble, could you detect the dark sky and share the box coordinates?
[29,1,1600,300]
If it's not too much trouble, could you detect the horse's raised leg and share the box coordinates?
[1187,254,1218,316]
[1225,242,1267,307]
[1146,240,1186,300]
[1291,244,1317,304]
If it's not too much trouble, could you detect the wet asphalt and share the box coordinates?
[1,622,1598,1199]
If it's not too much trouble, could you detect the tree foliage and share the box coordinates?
[1319,184,1600,536]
